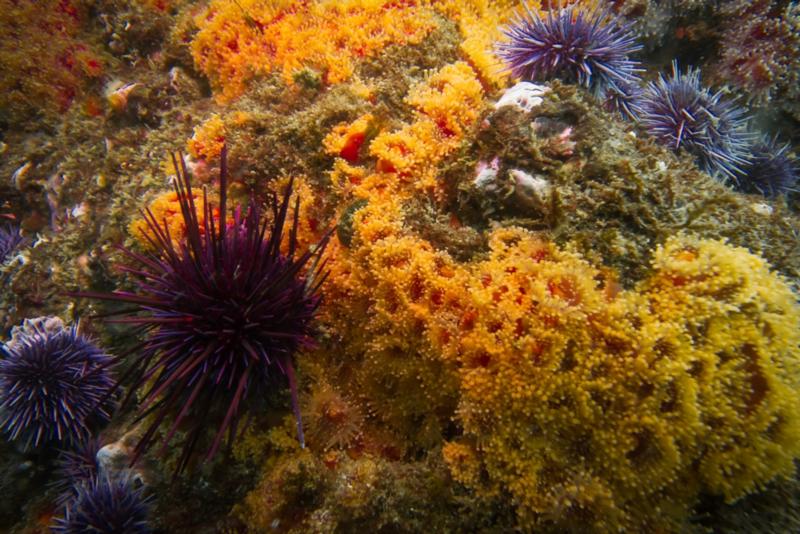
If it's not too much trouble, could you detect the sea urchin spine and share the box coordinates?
[51,437,102,506]
[77,147,330,473]
[0,223,23,263]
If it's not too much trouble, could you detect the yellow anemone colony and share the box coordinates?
[313,64,800,531]
[327,199,800,529]
[187,113,227,161]
[190,0,533,103]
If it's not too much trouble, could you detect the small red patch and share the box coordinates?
[473,351,491,368]
[435,118,455,138]
[376,159,397,174]
[430,288,444,306]
[339,132,365,163]
[460,310,477,331]
[83,96,103,117]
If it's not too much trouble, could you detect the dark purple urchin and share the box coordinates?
[637,62,753,181]
[0,320,116,450]
[0,223,23,263]
[78,147,330,472]
[51,474,151,534]
[497,2,642,98]
[735,137,798,197]
[50,438,101,506]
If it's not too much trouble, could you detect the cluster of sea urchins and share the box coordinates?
[79,146,330,473]
[49,438,154,532]
[497,3,798,194]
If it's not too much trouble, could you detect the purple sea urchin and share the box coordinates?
[497,2,642,98]
[604,80,644,121]
[637,62,753,181]
[0,318,115,450]
[52,474,151,534]
[0,223,23,263]
[79,147,330,472]
[735,138,798,197]
[51,438,101,506]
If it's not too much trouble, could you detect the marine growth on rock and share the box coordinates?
[2,0,800,532]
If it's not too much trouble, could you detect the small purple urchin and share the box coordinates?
[78,147,330,472]
[51,474,151,534]
[50,438,102,506]
[497,1,643,98]
[0,318,115,450]
[637,62,753,181]
[735,137,798,197]
[0,223,23,263]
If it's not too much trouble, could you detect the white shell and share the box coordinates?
[494,82,551,113]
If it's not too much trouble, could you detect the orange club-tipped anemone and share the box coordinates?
[75,147,331,473]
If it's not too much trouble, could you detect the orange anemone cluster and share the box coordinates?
[328,61,485,200]
[128,188,222,248]
[191,0,440,102]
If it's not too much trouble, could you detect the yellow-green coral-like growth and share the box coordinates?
[441,232,800,530]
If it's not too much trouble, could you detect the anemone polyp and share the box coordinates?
[496,1,642,98]
[78,146,330,473]
[637,62,753,181]
[0,318,115,450]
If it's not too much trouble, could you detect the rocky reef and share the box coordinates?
[1,1,799,533]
